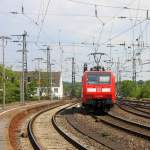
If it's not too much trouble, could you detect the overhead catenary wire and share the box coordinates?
[68,0,150,12]
[91,0,139,53]
[36,0,44,25]
[101,19,147,45]
[36,0,52,43]
[0,11,147,20]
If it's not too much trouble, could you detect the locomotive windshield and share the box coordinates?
[87,73,111,84]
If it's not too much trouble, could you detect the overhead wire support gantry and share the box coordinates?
[40,45,52,100]
[12,31,28,105]
[0,36,11,109]
[33,57,44,101]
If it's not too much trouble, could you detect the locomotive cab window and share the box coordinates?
[99,74,111,84]
[87,74,99,84]
[87,73,111,84]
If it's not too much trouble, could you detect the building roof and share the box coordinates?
[16,71,61,87]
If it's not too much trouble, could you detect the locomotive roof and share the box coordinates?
[82,70,114,76]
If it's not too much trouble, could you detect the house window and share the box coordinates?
[54,88,58,93]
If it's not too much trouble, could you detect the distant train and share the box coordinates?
[81,64,116,111]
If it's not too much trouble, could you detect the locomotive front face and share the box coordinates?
[86,72,112,95]
[82,71,116,106]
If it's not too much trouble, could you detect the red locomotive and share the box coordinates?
[81,64,116,111]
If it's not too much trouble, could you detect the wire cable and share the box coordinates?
[36,0,52,43]
[101,19,147,45]
[68,0,149,12]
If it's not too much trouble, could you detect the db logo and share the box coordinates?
[97,88,101,92]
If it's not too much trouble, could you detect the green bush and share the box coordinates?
[120,80,150,99]
[0,65,37,103]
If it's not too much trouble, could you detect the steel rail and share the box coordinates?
[65,115,118,150]
[52,104,125,150]
[120,99,150,105]
[120,102,150,114]
[52,104,88,150]
[116,102,150,119]
[94,112,150,141]
[27,102,72,150]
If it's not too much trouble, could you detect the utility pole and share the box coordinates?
[33,58,43,101]
[65,57,76,98]
[59,41,64,78]
[132,44,136,82]
[47,47,51,99]
[71,57,75,98]
[72,57,75,85]
[50,63,54,100]
[40,46,52,100]
[13,31,28,105]
[0,36,11,109]
[116,58,121,96]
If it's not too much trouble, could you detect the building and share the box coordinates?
[51,72,63,99]
[28,71,63,99]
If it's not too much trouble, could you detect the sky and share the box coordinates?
[0,0,150,82]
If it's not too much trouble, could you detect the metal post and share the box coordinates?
[22,39,25,105]
[132,44,136,82]
[50,64,52,100]
[116,58,120,96]
[21,31,28,105]
[33,58,43,101]
[71,57,75,98]
[38,60,41,101]
[47,47,51,100]
[24,31,28,101]
[40,46,52,100]
[13,31,28,105]
[50,63,54,100]
[2,38,5,109]
[72,57,75,85]
[0,36,10,109]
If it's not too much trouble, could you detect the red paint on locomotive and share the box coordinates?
[81,70,116,108]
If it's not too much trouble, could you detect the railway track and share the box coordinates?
[0,100,57,150]
[117,101,150,119]
[28,102,84,150]
[119,100,150,109]
[52,104,88,150]
[9,100,76,150]
[65,113,123,150]
[27,106,59,150]
[93,111,150,141]
[52,103,150,150]
[9,101,150,150]
[122,99,150,104]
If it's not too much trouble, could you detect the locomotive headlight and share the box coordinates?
[87,88,96,92]
[102,88,111,92]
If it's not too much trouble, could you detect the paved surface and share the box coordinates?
[0,100,52,150]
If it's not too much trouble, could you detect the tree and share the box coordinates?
[120,80,150,99]
[0,65,20,103]
[63,82,81,98]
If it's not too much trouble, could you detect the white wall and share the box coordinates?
[52,73,63,98]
